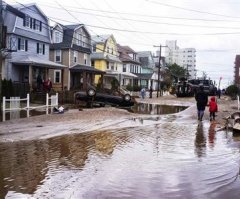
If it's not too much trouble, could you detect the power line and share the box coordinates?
[37,2,240,23]
[36,3,240,30]
[145,0,240,19]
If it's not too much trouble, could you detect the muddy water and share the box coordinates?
[1,120,240,198]
[130,103,187,114]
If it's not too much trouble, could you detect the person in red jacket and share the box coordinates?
[208,96,218,121]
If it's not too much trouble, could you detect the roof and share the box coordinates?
[69,64,105,74]
[92,35,112,44]
[117,44,140,64]
[50,23,91,52]
[14,3,48,20]
[118,45,136,54]
[104,70,137,78]
[91,53,122,63]
[135,73,153,79]
[11,55,66,69]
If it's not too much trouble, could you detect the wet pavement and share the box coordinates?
[1,113,240,198]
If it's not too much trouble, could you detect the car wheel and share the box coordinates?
[123,94,131,102]
[87,88,96,97]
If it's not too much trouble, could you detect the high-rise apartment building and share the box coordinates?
[164,40,196,79]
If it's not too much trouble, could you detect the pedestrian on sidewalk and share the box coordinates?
[149,86,153,98]
[140,87,146,100]
[208,96,218,121]
[217,88,221,99]
[195,85,208,121]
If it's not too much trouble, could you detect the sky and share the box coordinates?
[5,0,240,88]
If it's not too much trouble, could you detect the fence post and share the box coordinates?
[46,93,49,115]
[238,95,239,111]
[56,93,58,107]
[27,93,30,118]
[2,96,5,122]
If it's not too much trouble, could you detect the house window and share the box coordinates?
[91,61,95,66]
[37,43,45,55]
[54,31,62,43]
[76,33,81,45]
[107,47,110,53]
[54,70,61,83]
[74,51,78,63]
[92,44,96,52]
[111,64,114,70]
[55,50,61,62]
[35,20,41,31]
[18,38,28,51]
[123,64,126,72]
[107,62,109,69]
[24,15,30,27]
[84,54,87,65]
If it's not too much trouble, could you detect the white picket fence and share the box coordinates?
[2,93,58,122]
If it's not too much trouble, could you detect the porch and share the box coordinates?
[11,55,66,92]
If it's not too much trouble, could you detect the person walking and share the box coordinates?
[208,96,218,121]
[149,86,153,98]
[140,87,146,100]
[195,85,208,121]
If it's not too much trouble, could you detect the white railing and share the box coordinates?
[2,93,58,122]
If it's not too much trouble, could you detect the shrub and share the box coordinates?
[225,85,239,99]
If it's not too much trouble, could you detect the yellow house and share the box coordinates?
[91,35,122,88]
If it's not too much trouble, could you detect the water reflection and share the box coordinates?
[195,123,207,159]
[1,122,240,198]
[0,110,46,122]
[130,103,187,115]
[208,122,217,149]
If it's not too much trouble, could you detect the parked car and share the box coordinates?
[75,86,135,107]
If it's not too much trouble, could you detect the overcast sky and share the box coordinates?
[5,0,240,88]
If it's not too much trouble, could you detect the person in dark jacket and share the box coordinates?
[195,85,208,121]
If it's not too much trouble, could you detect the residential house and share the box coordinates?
[2,3,65,93]
[91,34,122,88]
[136,51,159,90]
[50,23,104,91]
[117,44,139,88]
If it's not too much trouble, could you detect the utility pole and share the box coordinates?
[154,44,167,98]
[0,0,3,100]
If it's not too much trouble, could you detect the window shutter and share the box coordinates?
[43,44,45,55]
[33,19,36,30]
[40,21,42,31]
[25,40,28,51]
[30,18,32,29]
[18,38,21,50]
[37,43,39,53]
[23,16,26,26]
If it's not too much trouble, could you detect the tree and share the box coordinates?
[226,84,239,99]
[165,63,187,83]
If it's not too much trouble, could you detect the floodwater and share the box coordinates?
[0,110,47,122]
[1,116,240,198]
[130,103,187,115]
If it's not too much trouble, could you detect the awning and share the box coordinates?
[11,55,66,69]
[69,64,105,74]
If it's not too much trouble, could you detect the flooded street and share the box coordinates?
[1,113,240,198]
